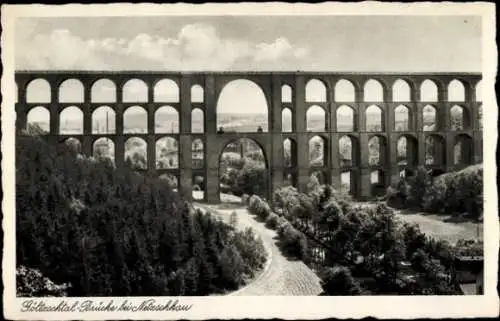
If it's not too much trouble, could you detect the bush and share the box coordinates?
[241,194,250,205]
[276,219,293,238]
[265,213,279,230]
[247,195,271,220]
[423,165,483,219]
[281,226,309,261]
[232,228,267,276]
[17,266,70,297]
[319,266,362,295]
[219,245,246,289]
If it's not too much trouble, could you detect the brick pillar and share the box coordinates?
[179,76,193,201]
[49,85,59,136]
[147,134,156,175]
[271,75,283,197]
[387,134,400,186]
[295,75,309,193]
[83,84,92,135]
[204,75,219,203]
[445,132,455,171]
[330,132,341,190]
[16,80,27,133]
[473,131,483,164]
[358,133,371,199]
[114,91,124,168]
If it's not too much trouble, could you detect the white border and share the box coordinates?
[2,2,499,320]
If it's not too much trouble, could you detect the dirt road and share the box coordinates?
[194,202,323,296]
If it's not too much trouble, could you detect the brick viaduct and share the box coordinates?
[14,71,483,203]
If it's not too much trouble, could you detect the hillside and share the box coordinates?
[16,128,267,296]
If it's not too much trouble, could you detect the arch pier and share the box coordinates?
[16,71,483,203]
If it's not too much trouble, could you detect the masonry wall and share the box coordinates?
[15,71,483,203]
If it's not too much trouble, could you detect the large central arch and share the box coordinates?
[216,79,269,133]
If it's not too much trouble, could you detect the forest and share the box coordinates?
[16,125,267,296]
[245,165,484,295]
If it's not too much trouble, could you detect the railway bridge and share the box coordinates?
[14,71,483,202]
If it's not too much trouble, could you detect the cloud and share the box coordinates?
[16,23,310,71]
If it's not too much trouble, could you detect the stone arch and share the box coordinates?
[306,105,326,132]
[339,135,359,167]
[154,79,180,103]
[363,79,384,102]
[219,138,268,199]
[124,137,147,170]
[392,79,411,102]
[124,106,147,133]
[335,79,356,102]
[282,108,293,132]
[93,137,115,163]
[282,84,292,103]
[191,84,204,103]
[453,134,473,165]
[423,105,438,131]
[306,79,327,102]
[191,108,204,133]
[366,105,384,132]
[475,80,482,102]
[58,78,84,103]
[450,105,470,130]
[420,79,438,102]
[368,135,387,166]
[26,78,51,103]
[155,106,179,134]
[59,106,83,134]
[283,137,297,167]
[309,135,327,167]
[394,105,411,131]
[192,138,204,169]
[396,135,418,166]
[216,79,268,132]
[91,79,117,103]
[64,137,82,154]
[337,105,355,132]
[425,134,445,165]
[92,106,116,134]
[448,79,465,102]
[26,106,50,133]
[123,79,148,103]
[156,137,179,169]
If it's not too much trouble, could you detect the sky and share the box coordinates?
[16,15,481,118]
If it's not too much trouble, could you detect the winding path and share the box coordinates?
[194,199,322,296]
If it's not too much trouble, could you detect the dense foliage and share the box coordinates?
[219,149,267,198]
[387,165,483,220]
[248,180,462,295]
[17,266,70,297]
[16,129,266,296]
